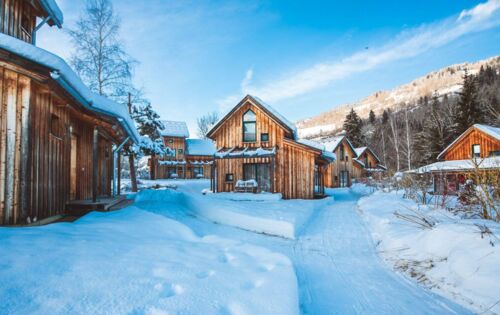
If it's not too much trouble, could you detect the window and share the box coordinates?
[261,133,269,142]
[472,144,481,158]
[50,114,63,139]
[490,151,500,157]
[339,145,345,161]
[178,149,183,155]
[193,166,204,177]
[243,110,257,142]
[168,139,173,144]
[225,173,234,182]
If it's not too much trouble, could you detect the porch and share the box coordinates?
[66,195,132,216]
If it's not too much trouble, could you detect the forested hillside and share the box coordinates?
[316,63,500,172]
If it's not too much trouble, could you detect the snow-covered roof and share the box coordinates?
[437,124,500,159]
[297,139,336,161]
[207,95,298,139]
[39,0,64,27]
[186,139,216,156]
[160,121,190,138]
[415,156,500,174]
[0,33,140,142]
[322,135,358,157]
[354,146,382,163]
[475,124,500,140]
[354,147,367,156]
[215,147,276,159]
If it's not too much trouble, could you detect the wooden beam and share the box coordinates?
[92,127,99,203]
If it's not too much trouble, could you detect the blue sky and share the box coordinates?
[38,0,500,136]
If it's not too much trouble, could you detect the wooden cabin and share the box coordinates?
[152,121,215,179]
[207,95,334,199]
[416,124,500,194]
[352,146,386,180]
[323,135,358,188]
[0,0,139,225]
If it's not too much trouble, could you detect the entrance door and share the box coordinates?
[339,170,349,187]
[244,163,271,192]
[70,134,78,200]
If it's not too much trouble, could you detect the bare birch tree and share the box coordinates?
[389,115,401,172]
[197,111,220,139]
[404,108,412,170]
[68,0,135,99]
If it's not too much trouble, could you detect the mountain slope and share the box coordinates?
[297,56,500,138]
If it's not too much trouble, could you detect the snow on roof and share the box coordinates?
[39,0,64,27]
[322,135,345,152]
[160,121,190,138]
[354,147,367,157]
[437,124,500,159]
[475,124,500,140]
[186,139,216,156]
[416,156,500,174]
[0,33,139,142]
[297,139,336,161]
[249,95,298,138]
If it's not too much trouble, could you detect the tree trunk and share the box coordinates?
[129,154,138,192]
[150,154,156,180]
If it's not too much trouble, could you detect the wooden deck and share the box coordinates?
[66,196,131,216]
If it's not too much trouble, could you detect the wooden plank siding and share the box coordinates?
[0,0,37,43]
[324,139,357,188]
[441,128,500,161]
[209,97,322,199]
[0,63,117,225]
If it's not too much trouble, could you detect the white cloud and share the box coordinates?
[226,0,500,104]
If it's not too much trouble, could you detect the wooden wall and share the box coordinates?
[0,64,115,225]
[0,0,37,43]
[324,139,357,188]
[163,136,186,159]
[442,128,500,161]
[210,99,319,199]
[210,100,290,149]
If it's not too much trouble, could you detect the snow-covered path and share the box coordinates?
[140,182,471,314]
[292,188,469,314]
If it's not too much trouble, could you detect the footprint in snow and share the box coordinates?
[155,283,185,298]
[196,270,215,279]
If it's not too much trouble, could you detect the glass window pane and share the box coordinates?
[243,110,256,122]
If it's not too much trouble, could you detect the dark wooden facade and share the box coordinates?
[207,95,329,199]
[0,2,134,225]
[1,0,60,43]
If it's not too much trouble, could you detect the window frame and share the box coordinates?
[260,133,269,142]
[242,109,257,143]
[472,144,481,158]
[225,173,234,182]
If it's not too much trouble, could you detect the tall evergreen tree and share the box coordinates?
[414,96,451,165]
[452,70,484,137]
[369,110,376,124]
[343,108,363,147]
[382,110,389,125]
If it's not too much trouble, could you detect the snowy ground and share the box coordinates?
[0,179,476,314]
[357,187,500,314]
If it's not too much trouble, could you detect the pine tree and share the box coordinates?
[382,110,389,125]
[414,96,451,165]
[369,110,376,124]
[452,70,484,137]
[343,108,363,147]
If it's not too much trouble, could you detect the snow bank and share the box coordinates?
[358,190,500,313]
[350,183,374,196]
[0,205,299,315]
[187,192,327,239]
